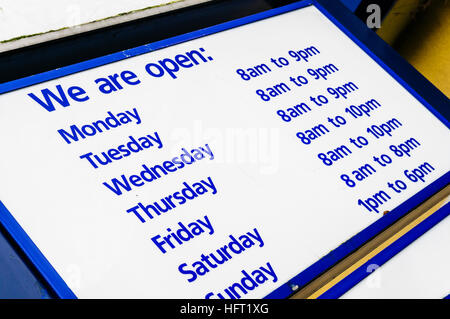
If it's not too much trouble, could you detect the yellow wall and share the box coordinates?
[378,0,450,97]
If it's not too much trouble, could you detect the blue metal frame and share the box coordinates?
[264,174,450,298]
[317,202,450,299]
[341,0,363,12]
[0,202,72,298]
[0,0,448,299]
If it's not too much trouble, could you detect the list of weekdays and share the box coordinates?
[0,6,448,298]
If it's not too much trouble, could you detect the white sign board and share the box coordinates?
[0,3,449,298]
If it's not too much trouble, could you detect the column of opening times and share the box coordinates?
[235,45,438,214]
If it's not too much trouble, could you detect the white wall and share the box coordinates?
[0,1,180,41]
[342,212,450,299]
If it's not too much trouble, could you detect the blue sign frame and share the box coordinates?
[0,0,448,299]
